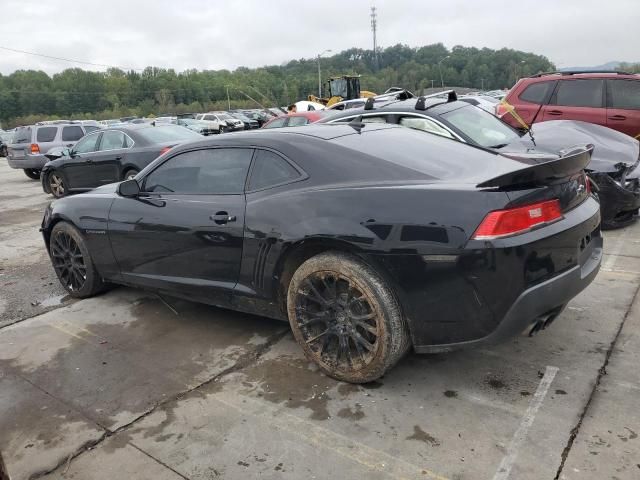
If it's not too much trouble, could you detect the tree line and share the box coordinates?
[0,43,558,127]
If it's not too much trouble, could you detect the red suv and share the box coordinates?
[498,71,640,139]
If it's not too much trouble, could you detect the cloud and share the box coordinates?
[1,0,638,75]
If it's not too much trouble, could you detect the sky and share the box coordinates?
[1,0,639,75]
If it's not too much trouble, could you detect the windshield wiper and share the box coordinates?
[488,143,508,149]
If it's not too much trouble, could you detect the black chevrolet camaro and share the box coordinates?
[41,124,203,198]
[41,124,603,382]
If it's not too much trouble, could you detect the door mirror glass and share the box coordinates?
[118,179,140,197]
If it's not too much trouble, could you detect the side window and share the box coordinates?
[36,127,58,142]
[361,116,387,123]
[399,116,455,139]
[99,131,126,150]
[123,134,133,148]
[84,125,100,133]
[203,115,215,121]
[61,126,84,141]
[519,81,554,104]
[248,150,300,190]
[144,148,253,194]
[609,80,640,110]
[264,118,287,129]
[73,133,101,154]
[552,79,604,108]
[287,116,310,127]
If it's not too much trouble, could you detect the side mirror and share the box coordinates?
[118,179,140,197]
[69,149,77,158]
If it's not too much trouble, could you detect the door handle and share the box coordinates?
[115,156,123,160]
[548,110,563,116]
[608,115,627,120]
[210,211,236,225]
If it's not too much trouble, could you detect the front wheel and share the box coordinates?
[48,171,67,198]
[123,168,139,180]
[49,222,105,298]
[287,251,411,383]
[24,168,41,180]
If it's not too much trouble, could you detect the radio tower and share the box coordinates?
[370,6,378,70]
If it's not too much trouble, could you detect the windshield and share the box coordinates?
[217,113,232,120]
[179,119,197,125]
[137,125,203,143]
[441,105,519,148]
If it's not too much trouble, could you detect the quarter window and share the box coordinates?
[144,148,253,194]
[552,79,604,108]
[287,116,310,127]
[36,127,58,142]
[249,150,300,190]
[99,131,126,150]
[264,118,287,129]
[609,80,640,110]
[519,81,554,104]
[73,133,101,154]
[399,116,454,138]
[61,126,84,141]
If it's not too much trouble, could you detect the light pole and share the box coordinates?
[317,49,332,98]
[430,79,435,90]
[481,78,485,91]
[438,56,450,90]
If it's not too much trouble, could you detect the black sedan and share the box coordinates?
[41,124,203,198]
[321,93,640,229]
[41,124,602,383]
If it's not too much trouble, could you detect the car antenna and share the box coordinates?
[348,115,366,133]
[525,103,544,147]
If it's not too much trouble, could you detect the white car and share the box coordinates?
[196,112,242,132]
[294,100,326,112]
[459,95,501,115]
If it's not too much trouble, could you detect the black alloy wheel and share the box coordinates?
[49,222,105,298]
[51,229,87,292]
[288,252,410,383]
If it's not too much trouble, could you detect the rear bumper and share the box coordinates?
[414,232,602,352]
[7,154,47,170]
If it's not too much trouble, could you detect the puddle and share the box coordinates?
[39,294,71,308]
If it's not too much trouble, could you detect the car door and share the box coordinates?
[86,130,129,184]
[606,79,640,138]
[107,147,253,305]
[61,132,102,189]
[540,78,607,126]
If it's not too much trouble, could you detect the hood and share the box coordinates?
[498,120,640,177]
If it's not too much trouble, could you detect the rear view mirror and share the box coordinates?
[118,179,140,197]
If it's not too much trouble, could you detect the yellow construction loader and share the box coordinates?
[308,75,376,107]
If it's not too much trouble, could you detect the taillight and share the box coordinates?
[472,199,562,240]
[159,146,172,156]
[30,143,40,154]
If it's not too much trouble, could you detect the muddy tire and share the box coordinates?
[287,251,411,383]
[49,222,105,298]
[24,168,41,180]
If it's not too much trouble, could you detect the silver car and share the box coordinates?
[7,122,96,179]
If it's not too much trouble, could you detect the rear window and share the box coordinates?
[519,81,554,104]
[609,80,640,110]
[136,126,203,144]
[552,79,604,108]
[441,104,520,148]
[36,127,58,142]
[14,127,32,144]
[61,125,85,141]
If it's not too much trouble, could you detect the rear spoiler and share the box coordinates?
[477,145,594,188]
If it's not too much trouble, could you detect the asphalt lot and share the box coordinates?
[0,159,639,480]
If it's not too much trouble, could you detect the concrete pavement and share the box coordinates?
[1,160,639,480]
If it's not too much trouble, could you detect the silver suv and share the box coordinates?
[7,121,100,179]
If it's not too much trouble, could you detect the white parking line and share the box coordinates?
[492,365,559,480]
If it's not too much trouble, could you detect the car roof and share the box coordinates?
[321,97,467,120]
[525,71,640,81]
